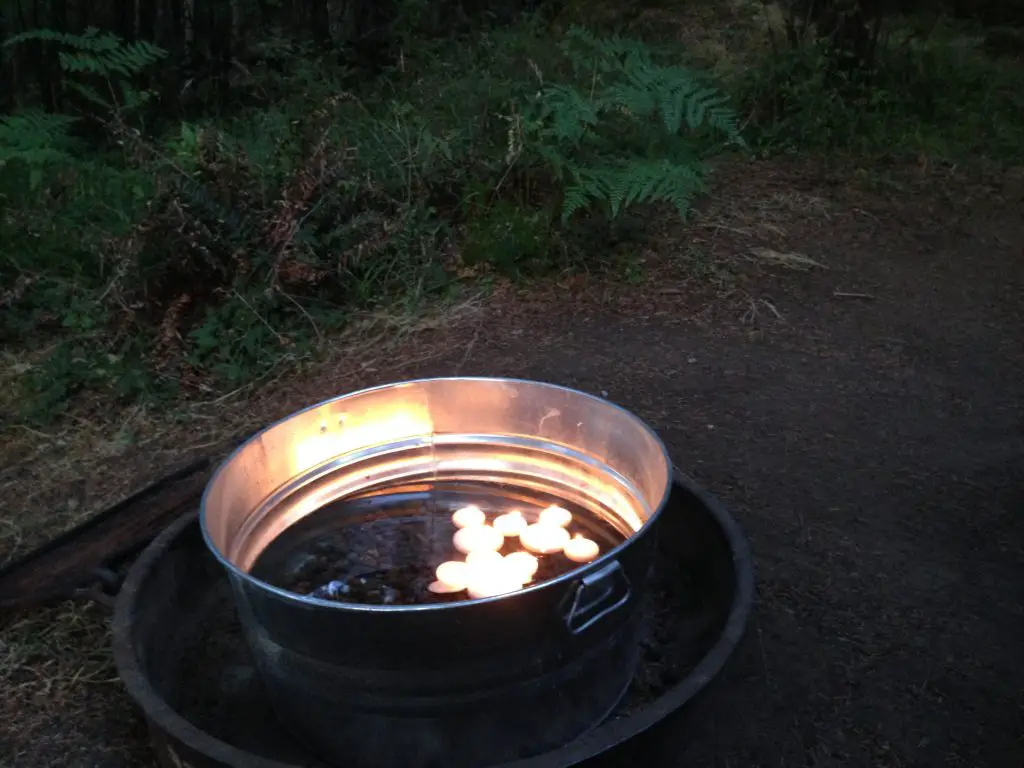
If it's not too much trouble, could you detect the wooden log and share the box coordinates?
[0,457,214,613]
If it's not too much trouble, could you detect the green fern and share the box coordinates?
[0,111,79,190]
[0,111,77,160]
[0,28,167,193]
[4,27,166,78]
[525,27,746,222]
[4,27,167,112]
[563,160,705,221]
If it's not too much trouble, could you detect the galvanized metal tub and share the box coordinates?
[199,378,674,767]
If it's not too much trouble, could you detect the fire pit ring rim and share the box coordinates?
[112,467,754,768]
[507,468,755,767]
[112,508,292,768]
[198,376,674,612]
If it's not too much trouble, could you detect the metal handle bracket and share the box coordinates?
[562,560,632,635]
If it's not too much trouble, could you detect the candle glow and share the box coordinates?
[465,550,505,570]
[465,553,525,599]
[452,505,486,529]
[539,505,573,528]
[493,510,528,537]
[434,560,469,590]
[563,534,600,563]
[466,574,523,600]
[520,523,571,554]
[437,500,605,601]
[504,551,539,582]
[428,580,464,594]
[452,524,504,554]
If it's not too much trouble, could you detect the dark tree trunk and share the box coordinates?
[31,0,57,111]
[311,0,330,48]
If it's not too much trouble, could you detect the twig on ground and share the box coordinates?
[832,290,876,300]
[749,247,827,270]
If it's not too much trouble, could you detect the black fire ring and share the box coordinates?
[112,469,753,768]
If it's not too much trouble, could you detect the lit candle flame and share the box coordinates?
[433,560,469,591]
[466,573,523,600]
[504,551,539,582]
[436,502,595,601]
[452,524,504,554]
[520,523,571,554]
[465,550,505,570]
[563,533,600,563]
[428,580,464,594]
[539,505,573,528]
[452,505,486,529]
[465,552,528,600]
[493,510,528,537]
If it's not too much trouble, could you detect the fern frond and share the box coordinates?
[6,27,167,79]
[66,82,111,110]
[0,111,78,164]
[563,26,654,73]
[560,183,592,222]
[537,85,600,143]
[601,84,657,121]
[560,159,706,222]
[532,28,746,224]
[0,111,79,192]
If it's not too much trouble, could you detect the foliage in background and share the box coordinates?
[737,5,1024,161]
[2,0,1022,425]
[523,28,744,221]
[0,16,742,422]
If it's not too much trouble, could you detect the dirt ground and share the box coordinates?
[1,161,1022,767]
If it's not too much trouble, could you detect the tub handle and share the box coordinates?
[563,560,632,635]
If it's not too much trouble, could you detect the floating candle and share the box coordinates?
[428,561,468,598]
[452,524,504,554]
[539,505,573,528]
[465,551,519,599]
[520,523,571,554]
[465,550,505,570]
[493,510,528,537]
[563,534,600,563]
[504,551,539,582]
[428,580,464,594]
[465,562,523,600]
[452,505,486,529]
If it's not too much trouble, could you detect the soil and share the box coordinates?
[0,160,1022,767]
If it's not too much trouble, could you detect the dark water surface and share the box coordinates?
[250,481,628,605]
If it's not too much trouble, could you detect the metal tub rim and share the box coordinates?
[199,377,674,612]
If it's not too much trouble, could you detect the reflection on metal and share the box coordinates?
[201,378,672,594]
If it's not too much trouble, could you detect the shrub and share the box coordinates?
[740,14,1024,161]
[1,21,744,421]
[520,28,745,222]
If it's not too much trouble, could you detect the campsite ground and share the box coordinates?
[1,159,1021,767]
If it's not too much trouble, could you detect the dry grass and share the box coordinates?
[0,298,487,567]
[0,603,116,692]
[0,602,146,768]
[0,298,495,766]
